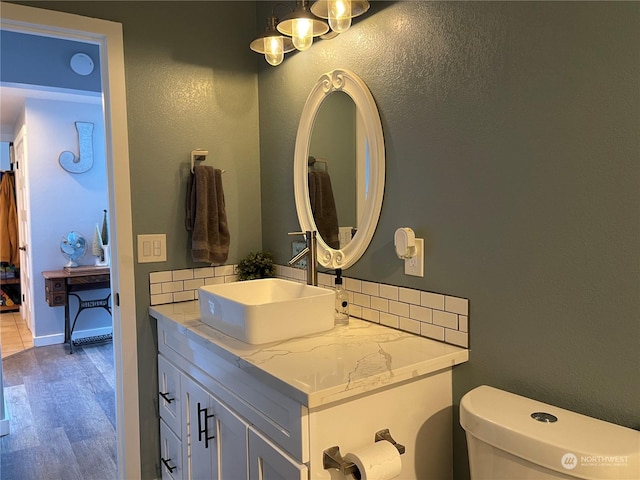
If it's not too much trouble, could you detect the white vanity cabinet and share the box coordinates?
[157,320,306,480]
[152,302,469,480]
[158,353,250,480]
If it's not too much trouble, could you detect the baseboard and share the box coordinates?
[33,333,64,347]
[72,326,113,340]
[33,326,113,347]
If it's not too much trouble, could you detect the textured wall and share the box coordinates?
[12,2,260,477]
[257,2,640,478]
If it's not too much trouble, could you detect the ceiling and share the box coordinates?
[1,84,102,141]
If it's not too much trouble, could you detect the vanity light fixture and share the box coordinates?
[311,0,370,34]
[250,14,295,66]
[276,0,329,51]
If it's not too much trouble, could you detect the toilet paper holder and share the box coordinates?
[323,428,406,477]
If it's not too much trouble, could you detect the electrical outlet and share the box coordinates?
[404,238,424,277]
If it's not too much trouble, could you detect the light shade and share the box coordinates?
[277,0,329,51]
[250,16,295,66]
[311,0,370,33]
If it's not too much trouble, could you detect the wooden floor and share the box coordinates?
[1,341,117,480]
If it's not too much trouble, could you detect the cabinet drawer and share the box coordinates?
[158,355,181,436]
[160,420,183,480]
[44,279,66,306]
[158,319,308,463]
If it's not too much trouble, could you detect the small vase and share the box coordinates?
[102,244,111,266]
[96,244,111,267]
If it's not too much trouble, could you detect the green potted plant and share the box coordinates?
[236,251,276,281]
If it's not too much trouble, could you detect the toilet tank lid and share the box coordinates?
[460,386,640,480]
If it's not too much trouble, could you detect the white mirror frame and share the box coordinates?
[294,69,385,269]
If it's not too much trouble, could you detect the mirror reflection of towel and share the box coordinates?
[186,166,230,264]
[308,171,340,249]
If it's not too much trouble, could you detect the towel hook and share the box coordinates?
[191,149,208,173]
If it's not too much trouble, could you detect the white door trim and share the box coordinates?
[0,3,141,478]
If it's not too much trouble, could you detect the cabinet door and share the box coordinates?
[160,420,183,480]
[182,375,215,480]
[213,395,248,480]
[248,427,308,480]
[158,355,181,436]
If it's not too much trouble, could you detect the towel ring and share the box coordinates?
[191,149,208,173]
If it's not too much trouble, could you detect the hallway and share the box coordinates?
[1,311,32,359]
[1,341,116,479]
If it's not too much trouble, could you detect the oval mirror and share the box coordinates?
[294,69,385,269]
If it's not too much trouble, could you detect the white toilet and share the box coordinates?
[460,385,640,479]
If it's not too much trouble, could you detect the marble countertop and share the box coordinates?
[150,301,469,408]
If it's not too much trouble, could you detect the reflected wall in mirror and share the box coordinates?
[294,69,384,269]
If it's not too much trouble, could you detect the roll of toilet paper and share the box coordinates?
[343,441,402,480]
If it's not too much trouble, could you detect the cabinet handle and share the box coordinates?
[161,457,176,473]
[197,402,216,449]
[159,391,174,404]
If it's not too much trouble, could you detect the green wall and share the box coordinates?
[10,1,640,478]
[257,2,640,478]
[14,2,261,478]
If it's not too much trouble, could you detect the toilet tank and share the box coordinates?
[460,385,640,480]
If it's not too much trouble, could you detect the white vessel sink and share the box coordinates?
[198,278,335,344]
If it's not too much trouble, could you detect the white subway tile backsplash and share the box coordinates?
[459,315,468,333]
[421,291,445,310]
[150,293,173,305]
[215,265,235,277]
[421,322,445,341]
[362,308,380,323]
[148,265,469,349]
[380,312,399,328]
[361,281,379,297]
[353,293,371,308]
[445,329,468,348]
[399,317,420,335]
[150,271,172,283]
[173,269,194,281]
[399,287,421,305]
[410,304,432,323]
[173,290,194,302]
[194,267,214,278]
[445,296,468,315]
[379,284,399,301]
[370,296,389,313]
[350,304,362,318]
[345,278,362,293]
[318,272,333,287]
[162,281,183,294]
[184,278,205,290]
[433,310,458,329]
[388,300,410,318]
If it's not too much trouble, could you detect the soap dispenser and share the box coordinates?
[334,269,349,325]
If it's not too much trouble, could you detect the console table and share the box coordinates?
[42,267,111,353]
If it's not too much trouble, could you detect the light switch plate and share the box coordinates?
[405,238,424,277]
[137,234,167,263]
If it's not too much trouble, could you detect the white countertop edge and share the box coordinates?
[150,301,469,408]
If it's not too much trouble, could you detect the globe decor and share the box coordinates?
[60,231,88,267]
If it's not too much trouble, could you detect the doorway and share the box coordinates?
[1,3,140,478]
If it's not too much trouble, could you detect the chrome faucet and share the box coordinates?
[288,230,318,286]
